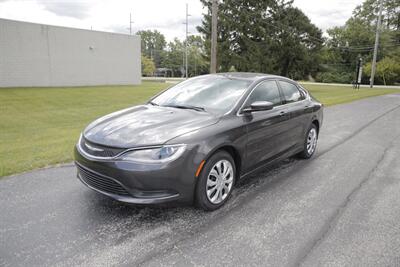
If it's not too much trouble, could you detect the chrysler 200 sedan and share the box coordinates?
[74,73,323,211]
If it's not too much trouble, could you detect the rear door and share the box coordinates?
[242,80,291,172]
[277,80,310,148]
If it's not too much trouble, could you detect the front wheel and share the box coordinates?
[195,151,236,211]
[298,124,318,159]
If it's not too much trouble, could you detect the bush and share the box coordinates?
[363,57,400,85]
[315,72,353,84]
[141,55,156,76]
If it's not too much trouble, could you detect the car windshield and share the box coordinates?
[150,75,251,114]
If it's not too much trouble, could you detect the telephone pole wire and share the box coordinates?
[210,0,218,73]
[370,0,383,88]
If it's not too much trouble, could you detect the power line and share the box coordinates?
[267,20,400,52]
[321,63,353,66]
[330,44,400,51]
[240,22,400,53]
[240,29,400,53]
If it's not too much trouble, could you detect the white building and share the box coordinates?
[0,18,141,87]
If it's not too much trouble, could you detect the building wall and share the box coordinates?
[0,19,141,87]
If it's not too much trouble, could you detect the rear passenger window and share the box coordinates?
[245,80,282,107]
[279,81,304,103]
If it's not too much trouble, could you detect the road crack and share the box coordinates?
[317,103,400,158]
[295,134,400,267]
[137,102,400,267]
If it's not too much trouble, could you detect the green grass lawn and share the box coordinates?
[0,82,398,177]
[301,84,399,106]
[0,82,168,177]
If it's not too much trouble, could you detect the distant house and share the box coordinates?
[0,18,141,87]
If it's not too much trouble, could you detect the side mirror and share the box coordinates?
[243,101,274,113]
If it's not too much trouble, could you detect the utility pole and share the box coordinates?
[370,0,383,88]
[210,0,218,73]
[128,13,134,35]
[183,3,190,78]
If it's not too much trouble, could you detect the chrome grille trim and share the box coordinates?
[77,134,166,160]
[79,136,124,158]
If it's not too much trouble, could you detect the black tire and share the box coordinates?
[298,123,318,159]
[195,150,236,211]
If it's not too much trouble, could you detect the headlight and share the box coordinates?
[119,145,186,164]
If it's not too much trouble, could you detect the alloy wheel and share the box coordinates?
[307,128,317,155]
[206,159,234,204]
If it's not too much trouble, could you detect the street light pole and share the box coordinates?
[370,0,384,88]
[210,0,218,73]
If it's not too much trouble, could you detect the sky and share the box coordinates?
[0,0,364,41]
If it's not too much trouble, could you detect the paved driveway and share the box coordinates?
[1,94,400,267]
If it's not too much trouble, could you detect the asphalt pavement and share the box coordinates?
[1,94,400,267]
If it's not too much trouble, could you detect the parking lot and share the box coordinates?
[1,93,400,266]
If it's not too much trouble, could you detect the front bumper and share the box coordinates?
[74,144,199,205]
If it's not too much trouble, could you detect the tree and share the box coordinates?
[197,0,323,79]
[322,0,400,84]
[187,35,209,76]
[364,57,400,85]
[136,30,166,68]
[159,36,208,77]
[161,38,185,77]
[270,6,323,78]
[353,0,400,30]
[141,55,156,76]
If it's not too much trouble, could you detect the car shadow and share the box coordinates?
[69,155,309,260]
[84,156,300,220]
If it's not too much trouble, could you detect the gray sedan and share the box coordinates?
[74,73,323,210]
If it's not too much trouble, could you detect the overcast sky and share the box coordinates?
[0,0,364,41]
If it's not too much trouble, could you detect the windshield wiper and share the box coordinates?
[163,104,206,112]
[148,101,159,106]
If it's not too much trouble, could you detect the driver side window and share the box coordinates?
[245,80,282,108]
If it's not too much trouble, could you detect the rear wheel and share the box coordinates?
[298,124,318,159]
[195,151,236,211]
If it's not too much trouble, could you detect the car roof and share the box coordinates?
[214,72,292,83]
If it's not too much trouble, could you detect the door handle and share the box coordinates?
[279,111,286,116]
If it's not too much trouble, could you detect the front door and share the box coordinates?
[242,80,291,172]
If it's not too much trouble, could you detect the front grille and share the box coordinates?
[77,164,130,196]
[80,137,125,158]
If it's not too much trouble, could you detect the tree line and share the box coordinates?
[138,0,400,85]
[138,30,209,77]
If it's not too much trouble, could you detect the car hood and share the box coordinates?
[83,105,219,148]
